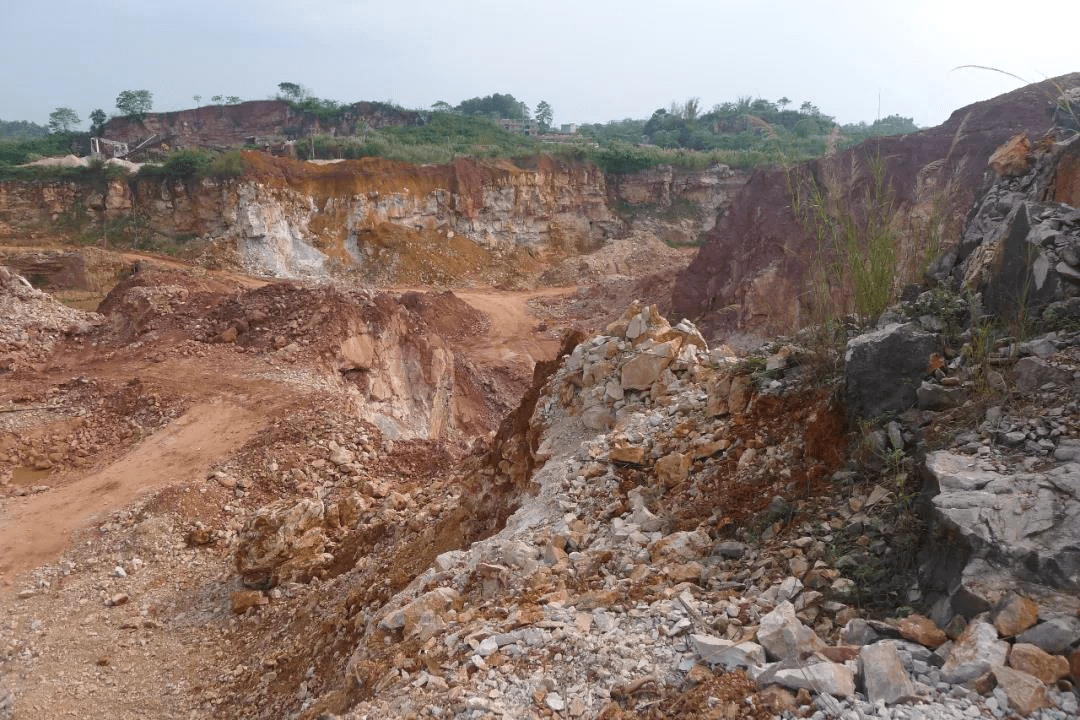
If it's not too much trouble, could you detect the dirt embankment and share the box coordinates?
[673,72,1080,342]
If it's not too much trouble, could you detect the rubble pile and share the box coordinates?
[263,304,1076,720]
[0,264,102,373]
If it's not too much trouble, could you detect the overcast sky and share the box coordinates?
[3,0,1078,131]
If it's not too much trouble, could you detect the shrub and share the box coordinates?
[139,149,247,182]
[206,151,247,179]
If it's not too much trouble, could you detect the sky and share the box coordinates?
[2,0,1079,131]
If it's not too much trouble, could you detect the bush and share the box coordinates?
[139,149,247,182]
[206,151,247,179]
[0,134,80,165]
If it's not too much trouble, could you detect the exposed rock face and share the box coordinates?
[609,163,746,243]
[923,451,1080,621]
[101,99,423,148]
[928,132,1080,323]
[673,73,1080,341]
[1,154,742,285]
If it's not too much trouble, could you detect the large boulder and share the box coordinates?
[920,451,1080,624]
[844,323,938,421]
[940,620,1009,683]
[234,498,331,588]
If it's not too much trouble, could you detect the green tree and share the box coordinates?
[277,82,306,102]
[115,90,153,119]
[455,93,528,120]
[0,119,48,139]
[226,96,242,105]
[870,114,918,135]
[211,95,223,104]
[193,94,202,107]
[89,109,107,136]
[534,100,553,132]
[683,97,700,121]
[431,100,454,113]
[47,107,81,134]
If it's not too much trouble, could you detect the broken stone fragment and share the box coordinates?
[234,497,329,588]
[988,132,1032,177]
[765,661,856,698]
[991,665,1051,715]
[859,640,917,704]
[992,593,1039,638]
[844,323,938,421]
[1016,617,1080,654]
[940,620,1008,683]
[378,587,459,642]
[690,633,765,670]
[757,601,827,661]
[1007,643,1070,684]
[653,451,690,487]
[230,590,265,614]
[608,442,646,465]
[620,339,678,390]
[895,613,946,649]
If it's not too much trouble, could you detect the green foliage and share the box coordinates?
[294,113,541,163]
[838,115,920,148]
[455,93,530,121]
[48,107,81,134]
[277,82,306,102]
[565,141,780,174]
[115,89,153,119]
[288,96,345,122]
[89,109,107,137]
[534,100,553,132]
[206,150,247,179]
[0,157,127,183]
[790,152,902,330]
[138,149,246,181]
[580,95,915,173]
[0,118,48,139]
[0,134,78,166]
[586,141,659,173]
[578,118,646,145]
[964,317,995,393]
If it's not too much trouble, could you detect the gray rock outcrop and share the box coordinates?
[844,322,938,421]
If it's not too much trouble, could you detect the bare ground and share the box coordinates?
[0,236,699,719]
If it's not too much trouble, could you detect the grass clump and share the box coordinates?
[790,151,900,331]
[138,149,248,182]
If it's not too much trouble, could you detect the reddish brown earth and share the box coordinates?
[673,72,1080,341]
[0,219,725,718]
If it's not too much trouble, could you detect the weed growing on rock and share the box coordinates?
[789,152,899,330]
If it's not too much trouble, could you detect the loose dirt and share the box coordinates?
[0,233,699,719]
[0,401,260,577]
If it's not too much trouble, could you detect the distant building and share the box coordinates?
[559,123,579,134]
[498,118,540,136]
